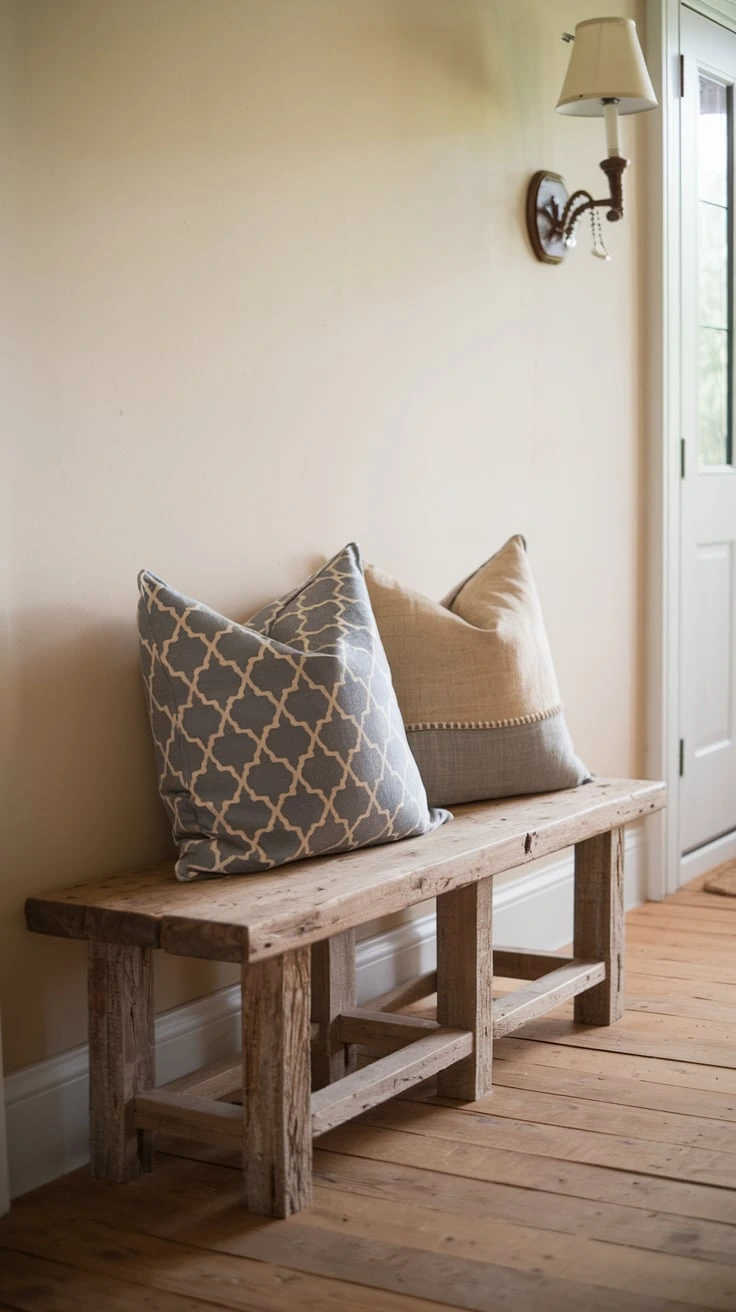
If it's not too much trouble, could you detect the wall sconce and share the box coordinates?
[527,17,657,264]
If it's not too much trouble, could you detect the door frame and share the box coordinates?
[0,1009,9,1214]
[644,0,736,897]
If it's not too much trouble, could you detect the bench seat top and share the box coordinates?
[25,778,665,964]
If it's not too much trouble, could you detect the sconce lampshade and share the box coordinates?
[556,17,657,116]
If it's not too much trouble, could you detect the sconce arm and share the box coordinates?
[547,156,628,242]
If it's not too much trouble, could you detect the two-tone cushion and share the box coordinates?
[138,543,449,881]
[366,535,590,807]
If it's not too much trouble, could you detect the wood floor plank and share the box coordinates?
[11,1160,690,1312]
[0,1247,224,1312]
[489,1057,736,1122]
[670,892,736,913]
[408,1081,736,1152]
[567,993,735,1032]
[513,994,736,1036]
[311,1146,736,1267]
[301,1184,736,1310]
[494,1035,736,1093]
[509,1015,736,1069]
[359,1098,736,1189]
[157,1129,736,1228]
[624,994,736,1024]
[632,904,736,929]
[625,927,736,954]
[620,953,736,985]
[0,1204,447,1312]
[626,972,736,1004]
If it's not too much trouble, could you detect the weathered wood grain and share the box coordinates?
[367,971,438,1013]
[490,1056,736,1123]
[436,877,493,1099]
[574,828,625,1024]
[311,1030,472,1137]
[0,1204,448,1312]
[88,942,154,1183]
[161,1054,243,1101]
[492,960,606,1038]
[311,930,357,1089]
[242,946,312,1217]
[25,779,665,960]
[133,1090,242,1147]
[495,1034,736,1094]
[361,1099,736,1192]
[423,1076,736,1153]
[336,1007,440,1049]
[493,948,573,980]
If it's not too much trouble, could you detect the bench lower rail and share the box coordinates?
[137,1024,473,1148]
[491,958,606,1038]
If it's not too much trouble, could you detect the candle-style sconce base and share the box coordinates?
[526,158,627,265]
[526,171,570,265]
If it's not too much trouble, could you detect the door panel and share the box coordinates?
[680,7,736,854]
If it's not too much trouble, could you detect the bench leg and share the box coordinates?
[436,877,494,1100]
[573,827,625,1025]
[311,931,357,1090]
[88,942,154,1182]
[242,946,312,1217]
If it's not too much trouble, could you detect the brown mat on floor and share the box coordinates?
[703,858,736,897]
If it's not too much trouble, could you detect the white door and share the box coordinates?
[680,7,736,856]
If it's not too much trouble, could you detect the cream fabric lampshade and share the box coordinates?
[556,17,657,116]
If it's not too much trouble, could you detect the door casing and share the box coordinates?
[644,0,736,897]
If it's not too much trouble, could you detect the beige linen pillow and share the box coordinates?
[365,535,590,807]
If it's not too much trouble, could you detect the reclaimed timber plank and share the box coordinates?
[161,1055,244,1101]
[493,948,573,980]
[311,1031,472,1137]
[574,829,624,1024]
[436,878,493,1099]
[311,930,357,1089]
[25,779,665,959]
[133,1091,242,1147]
[367,971,438,1013]
[492,960,606,1038]
[336,1008,439,1049]
[242,946,312,1217]
[88,942,154,1183]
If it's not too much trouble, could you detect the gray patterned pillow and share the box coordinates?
[138,544,449,881]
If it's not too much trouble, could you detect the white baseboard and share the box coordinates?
[5,827,645,1202]
[681,828,736,883]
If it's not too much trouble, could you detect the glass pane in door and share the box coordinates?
[697,75,732,467]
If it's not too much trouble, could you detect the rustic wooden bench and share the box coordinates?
[25,777,665,1219]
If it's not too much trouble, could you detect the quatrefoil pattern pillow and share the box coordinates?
[138,544,448,881]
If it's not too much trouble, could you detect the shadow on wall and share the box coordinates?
[4,614,171,877]
[1,613,177,1068]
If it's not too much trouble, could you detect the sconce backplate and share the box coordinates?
[527,171,569,264]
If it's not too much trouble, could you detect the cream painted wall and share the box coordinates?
[2,0,646,1074]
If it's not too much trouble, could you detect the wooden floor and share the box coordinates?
[1,873,735,1312]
